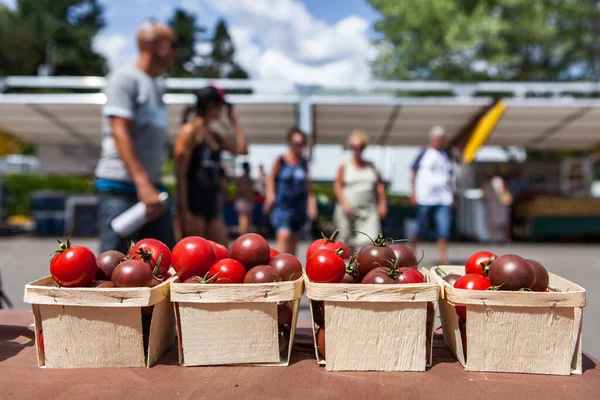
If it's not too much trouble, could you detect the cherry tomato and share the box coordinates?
[95,250,125,280]
[111,260,153,287]
[465,251,497,275]
[209,258,246,284]
[306,249,346,283]
[244,265,282,283]
[356,232,396,276]
[527,259,549,292]
[208,240,230,262]
[268,253,303,281]
[395,267,425,284]
[50,238,96,287]
[230,233,270,270]
[129,239,171,276]
[39,331,44,353]
[278,303,293,326]
[316,327,326,357]
[172,236,215,280]
[306,230,349,260]
[488,254,535,291]
[453,273,492,319]
[269,248,280,260]
[443,273,462,286]
[389,243,417,267]
[362,268,396,284]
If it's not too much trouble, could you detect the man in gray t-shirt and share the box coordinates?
[96,22,178,253]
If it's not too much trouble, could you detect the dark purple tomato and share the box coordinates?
[111,260,153,287]
[268,254,303,281]
[357,245,396,277]
[388,243,417,267]
[312,301,324,327]
[362,267,396,284]
[88,280,116,288]
[341,272,360,283]
[244,265,282,283]
[527,259,549,292]
[95,250,125,280]
[442,273,462,286]
[488,254,535,291]
[230,233,271,270]
[278,303,293,326]
[183,275,203,284]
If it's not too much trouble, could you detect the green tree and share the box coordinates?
[199,19,249,80]
[369,0,600,81]
[168,8,205,77]
[0,0,107,76]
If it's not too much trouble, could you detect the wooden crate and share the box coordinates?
[304,269,438,372]
[170,274,304,366]
[431,266,586,375]
[23,276,176,368]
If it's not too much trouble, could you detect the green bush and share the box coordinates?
[3,174,94,216]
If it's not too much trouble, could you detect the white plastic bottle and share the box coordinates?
[111,192,169,237]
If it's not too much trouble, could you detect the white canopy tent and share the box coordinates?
[0,76,599,152]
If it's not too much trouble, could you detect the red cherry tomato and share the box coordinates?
[306,249,346,283]
[50,239,96,287]
[39,331,44,353]
[208,258,246,284]
[129,239,172,276]
[306,230,349,261]
[453,274,492,319]
[395,267,425,284]
[269,248,280,260]
[208,240,230,262]
[465,251,497,276]
[172,236,215,280]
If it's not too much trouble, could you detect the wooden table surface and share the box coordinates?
[1,310,598,400]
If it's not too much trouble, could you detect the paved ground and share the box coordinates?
[2,236,598,359]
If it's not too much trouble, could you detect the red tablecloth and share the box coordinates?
[1,310,598,399]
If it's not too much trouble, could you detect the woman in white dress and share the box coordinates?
[334,129,387,253]
[482,167,512,243]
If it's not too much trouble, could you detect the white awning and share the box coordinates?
[486,99,600,150]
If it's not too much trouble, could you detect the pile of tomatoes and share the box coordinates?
[48,233,303,289]
[305,231,427,358]
[442,251,550,354]
[306,231,425,285]
[177,233,302,285]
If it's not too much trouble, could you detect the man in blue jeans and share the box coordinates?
[95,22,178,253]
[410,126,454,264]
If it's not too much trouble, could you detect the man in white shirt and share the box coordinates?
[410,126,454,264]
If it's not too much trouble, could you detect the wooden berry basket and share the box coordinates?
[431,266,586,375]
[304,269,439,372]
[170,274,304,367]
[23,276,176,368]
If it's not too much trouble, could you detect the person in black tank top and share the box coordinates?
[174,86,248,245]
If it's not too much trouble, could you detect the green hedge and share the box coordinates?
[3,174,94,216]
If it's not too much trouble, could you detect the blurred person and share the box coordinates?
[482,167,512,243]
[410,126,454,264]
[235,162,255,235]
[333,129,387,252]
[256,164,267,196]
[95,22,178,253]
[174,86,248,245]
[264,127,317,255]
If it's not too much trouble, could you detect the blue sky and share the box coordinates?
[1,0,381,85]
